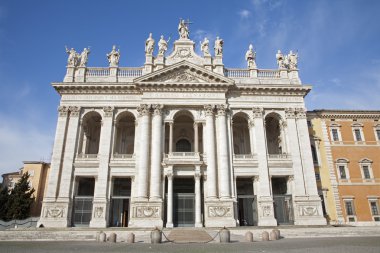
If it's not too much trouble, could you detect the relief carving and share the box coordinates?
[94,206,104,218]
[299,206,318,216]
[103,106,114,117]
[135,206,160,218]
[137,104,151,116]
[46,206,64,218]
[261,205,272,217]
[58,106,69,117]
[208,206,232,217]
[252,107,264,118]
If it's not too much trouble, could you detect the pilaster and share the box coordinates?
[204,104,217,200]
[89,106,114,228]
[74,66,86,82]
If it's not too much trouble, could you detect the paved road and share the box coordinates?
[0,237,379,253]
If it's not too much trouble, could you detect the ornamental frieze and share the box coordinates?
[208,206,232,217]
[134,206,160,218]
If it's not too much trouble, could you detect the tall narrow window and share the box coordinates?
[345,200,355,216]
[339,166,347,179]
[332,129,339,141]
[362,165,371,179]
[354,129,362,141]
[376,129,380,141]
[370,201,379,216]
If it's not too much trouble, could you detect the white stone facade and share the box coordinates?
[38,22,326,228]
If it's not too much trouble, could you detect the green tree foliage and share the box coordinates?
[0,173,35,221]
[0,186,10,220]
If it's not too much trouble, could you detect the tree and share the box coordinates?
[6,173,35,220]
[0,186,10,220]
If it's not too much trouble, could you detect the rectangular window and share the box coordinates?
[370,201,379,215]
[345,200,355,216]
[376,129,380,140]
[332,129,339,141]
[315,173,320,181]
[354,129,362,141]
[307,120,312,127]
[362,166,371,179]
[339,166,347,179]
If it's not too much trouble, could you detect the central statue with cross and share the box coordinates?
[178,18,192,39]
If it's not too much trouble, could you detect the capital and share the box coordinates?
[167,172,173,180]
[204,104,215,116]
[68,106,80,117]
[103,106,114,117]
[194,172,201,180]
[295,108,307,119]
[216,104,228,116]
[285,108,296,119]
[137,104,151,116]
[252,107,264,118]
[152,104,164,116]
[58,106,69,117]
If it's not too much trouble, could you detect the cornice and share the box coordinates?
[229,85,311,97]
[308,110,380,119]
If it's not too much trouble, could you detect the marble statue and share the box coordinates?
[65,46,79,67]
[107,45,120,67]
[79,47,90,67]
[214,36,223,56]
[245,44,256,69]
[178,19,189,39]
[276,50,286,69]
[158,35,169,55]
[145,33,155,55]
[201,37,210,56]
[288,50,298,70]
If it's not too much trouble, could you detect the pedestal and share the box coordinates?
[129,201,164,228]
[204,199,236,227]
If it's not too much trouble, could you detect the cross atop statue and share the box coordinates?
[178,18,193,39]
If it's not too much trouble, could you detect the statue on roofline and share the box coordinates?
[107,45,120,67]
[178,19,189,39]
[158,35,170,55]
[65,46,79,67]
[245,44,256,69]
[201,37,210,57]
[214,36,223,56]
[79,47,90,67]
[145,33,155,55]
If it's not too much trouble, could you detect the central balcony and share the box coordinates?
[163,152,202,165]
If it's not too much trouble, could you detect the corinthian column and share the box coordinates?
[150,104,163,200]
[204,104,217,199]
[136,104,151,199]
[216,104,231,199]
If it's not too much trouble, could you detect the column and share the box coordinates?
[90,106,114,227]
[57,106,81,200]
[248,120,255,154]
[136,104,151,199]
[169,122,173,153]
[252,107,277,226]
[194,171,202,227]
[44,106,69,201]
[216,104,231,199]
[133,120,139,154]
[194,122,199,153]
[285,108,306,196]
[150,104,163,200]
[204,105,217,199]
[166,171,173,227]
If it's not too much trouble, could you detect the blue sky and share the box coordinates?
[0,0,379,175]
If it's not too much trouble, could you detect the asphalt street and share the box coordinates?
[0,236,379,253]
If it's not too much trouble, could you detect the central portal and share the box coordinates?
[173,178,195,227]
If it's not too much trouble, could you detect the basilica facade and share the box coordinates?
[38,22,326,228]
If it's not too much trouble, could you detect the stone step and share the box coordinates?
[166,229,213,243]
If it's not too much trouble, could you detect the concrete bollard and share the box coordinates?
[151,228,162,244]
[262,231,269,241]
[274,229,280,240]
[98,232,106,242]
[219,227,230,243]
[109,232,117,243]
[126,233,135,243]
[245,231,253,242]
[270,230,277,241]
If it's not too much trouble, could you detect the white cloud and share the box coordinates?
[238,9,251,19]
[0,113,54,176]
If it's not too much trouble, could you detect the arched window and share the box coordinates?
[232,114,251,154]
[79,112,102,155]
[265,113,283,154]
[176,139,191,152]
[114,112,135,155]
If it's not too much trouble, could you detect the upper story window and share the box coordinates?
[374,124,380,142]
[336,158,350,180]
[352,123,365,142]
[330,123,342,142]
[359,158,374,180]
[344,198,356,222]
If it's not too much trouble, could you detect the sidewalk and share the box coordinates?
[0,226,379,242]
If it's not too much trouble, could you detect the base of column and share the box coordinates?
[195,222,203,227]
[129,200,163,228]
[166,222,174,228]
[89,200,108,228]
[38,200,72,228]
[257,196,278,227]
[204,199,236,227]
[293,195,327,225]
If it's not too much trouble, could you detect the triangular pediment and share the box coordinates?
[134,60,234,85]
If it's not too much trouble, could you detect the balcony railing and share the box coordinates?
[86,68,110,77]
[233,154,256,159]
[224,68,250,78]
[267,153,290,159]
[77,153,98,159]
[113,153,134,159]
[118,67,143,77]
[257,70,281,78]
[85,67,143,77]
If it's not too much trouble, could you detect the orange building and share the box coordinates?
[308,110,380,225]
[1,161,50,217]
